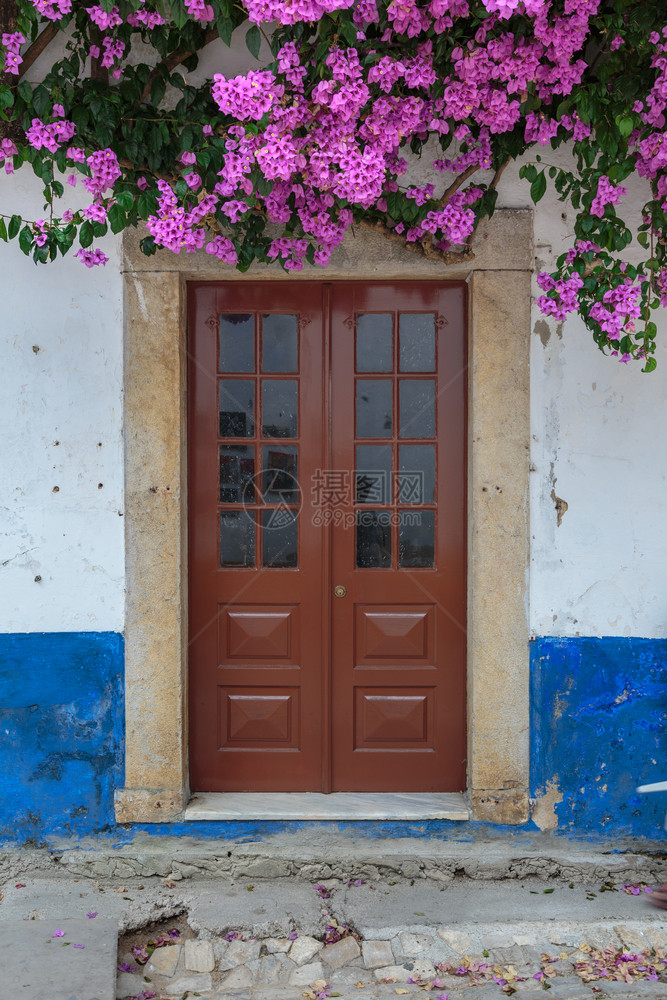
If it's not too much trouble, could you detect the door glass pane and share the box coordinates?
[356,379,392,438]
[356,444,391,503]
[398,445,435,503]
[356,314,393,372]
[219,379,254,438]
[262,380,298,437]
[262,315,298,373]
[219,314,254,372]
[399,313,436,372]
[399,379,435,438]
[356,510,392,568]
[262,509,298,567]
[220,510,255,567]
[219,445,255,503]
[399,510,434,568]
[263,446,299,502]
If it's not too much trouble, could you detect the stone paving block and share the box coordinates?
[226,939,262,965]
[321,935,361,968]
[613,925,652,952]
[116,973,146,999]
[546,985,594,1000]
[508,993,559,1000]
[217,965,254,992]
[437,929,474,953]
[165,972,213,994]
[289,935,323,966]
[164,972,213,997]
[288,960,324,985]
[329,965,376,985]
[146,943,181,977]
[363,940,395,969]
[398,932,435,955]
[185,938,215,972]
[374,964,416,983]
[469,983,507,999]
[253,988,311,1000]
[645,927,667,950]
[489,945,531,966]
[253,953,293,983]
[264,936,292,953]
[591,983,667,997]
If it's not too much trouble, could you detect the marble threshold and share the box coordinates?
[184,791,470,821]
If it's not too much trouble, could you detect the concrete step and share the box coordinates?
[25,834,667,886]
[0,916,117,1000]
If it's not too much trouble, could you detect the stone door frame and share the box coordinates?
[115,208,532,826]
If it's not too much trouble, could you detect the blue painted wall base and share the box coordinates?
[531,637,667,839]
[1,633,665,844]
[0,632,124,842]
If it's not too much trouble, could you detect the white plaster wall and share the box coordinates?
[0,172,124,632]
[512,158,667,639]
[1,102,666,637]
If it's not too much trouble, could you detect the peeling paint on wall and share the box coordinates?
[0,632,124,841]
[531,778,564,831]
[531,637,667,838]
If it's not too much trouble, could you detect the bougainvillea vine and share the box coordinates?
[1,0,667,368]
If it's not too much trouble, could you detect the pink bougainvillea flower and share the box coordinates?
[86,911,98,918]
[53,929,65,938]
[75,248,109,267]
[72,943,85,949]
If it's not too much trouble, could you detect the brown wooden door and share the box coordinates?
[188,281,466,792]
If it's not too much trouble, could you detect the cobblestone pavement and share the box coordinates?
[114,880,667,1000]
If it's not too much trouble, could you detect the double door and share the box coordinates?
[188,281,466,792]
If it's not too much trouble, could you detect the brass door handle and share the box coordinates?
[334,585,347,598]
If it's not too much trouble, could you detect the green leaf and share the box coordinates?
[18,226,33,255]
[530,171,547,203]
[0,218,7,242]
[617,115,634,138]
[116,190,134,212]
[338,18,358,45]
[643,357,657,373]
[8,215,21,240]
[216,12,235,46]
[0,89,14,110]
[108,203,126,234]
[79,220,94,248]
[140,234,157,256]
[17,80,32,103]
[637,232,649,248]
[245,23,261,60]
[149,76,166,109]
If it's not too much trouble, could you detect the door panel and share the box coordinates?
[188,283,325,791]
[188,281,466,793]
[330,283,467,791]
